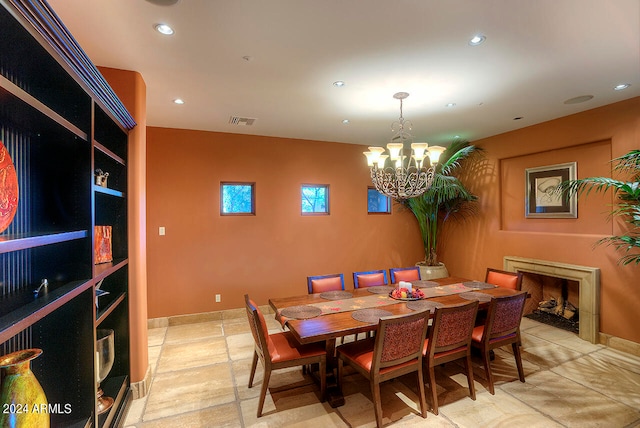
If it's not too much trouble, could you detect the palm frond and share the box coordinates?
[563,149,640,266]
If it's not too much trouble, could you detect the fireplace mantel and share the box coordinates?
[503,256,600,343]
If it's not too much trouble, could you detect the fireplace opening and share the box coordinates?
[522,273,579,334]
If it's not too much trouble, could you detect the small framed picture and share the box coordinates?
[525,162,577,218]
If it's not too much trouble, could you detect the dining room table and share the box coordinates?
[268,275,526,407]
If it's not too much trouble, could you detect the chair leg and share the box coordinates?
[482,349,495,395]
[416,365,428,419]
[512,342,526,383]
[248,350,258,388]
[337,358,343,391]
[371,379,384,428]
[427,363,439,415]
[319,357,327,402]
[464,353,476,400]
[257,368,271,418]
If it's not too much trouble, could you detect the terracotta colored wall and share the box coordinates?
[145,128,423,317]
[439,97,640,344]
[98,67,149,384]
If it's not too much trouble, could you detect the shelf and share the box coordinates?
[97,292,126,325]
[0,279,91,343]
[98,375,131,428]
[94,140,125,165]
[94,259,128,281]
[0,74,87,140]
[0,230,88,254]
[94,184,125,198]
[1,2,131,425]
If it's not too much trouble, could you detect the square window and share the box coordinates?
[301,184,329,215]
[367,187,391,214]
[221,182,255,215]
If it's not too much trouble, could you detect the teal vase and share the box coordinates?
[0,349,49,428]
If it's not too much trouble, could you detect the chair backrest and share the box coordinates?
[245,295,272,361]
[353,269,388,288]
[485,268,523,290]
[482,291,528,343]
[389,266,421,283]
[307,273,345,294]
[372,310,430,372]
[426,301,479,357]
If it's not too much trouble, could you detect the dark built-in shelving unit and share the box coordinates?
[0,1,135,426]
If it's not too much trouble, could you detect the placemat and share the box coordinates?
[411,280,441,288]
[280,305,322,320]
[406,300,445,311]
[463,281,497,290]
[459,291,493,302]
[319,290,353,300]
[366,285,396,294]
[351,308,392,323]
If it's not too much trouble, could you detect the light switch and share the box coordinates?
[159,226,166,236]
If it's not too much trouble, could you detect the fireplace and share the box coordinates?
[522,273,579,334]
[503,256,600,344]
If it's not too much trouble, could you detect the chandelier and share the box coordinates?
[363,92,445,200]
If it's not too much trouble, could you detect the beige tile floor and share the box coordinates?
[124,308,640,427]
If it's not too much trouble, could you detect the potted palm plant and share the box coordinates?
[403,139,483,279]
[560,149,640,265]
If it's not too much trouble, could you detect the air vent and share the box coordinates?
[229,116,256,126]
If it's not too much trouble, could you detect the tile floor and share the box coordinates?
[124,308,640,427]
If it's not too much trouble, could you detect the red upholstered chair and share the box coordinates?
[353,269,388,288]
[423,301,479,415]
[245,295,327,417]
[471,291,528,394]
[485,268,523,290]
[307,273,345,294]
[389,266,421,283]
[337,310,430,428]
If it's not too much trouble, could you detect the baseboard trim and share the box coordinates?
[130,365,152,399]
[599,332,640,357]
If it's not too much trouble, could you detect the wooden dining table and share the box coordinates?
[268,276,524,407]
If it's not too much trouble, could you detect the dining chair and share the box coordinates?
[307,273,345,294]
[337,310,430,428]
[485,268,523,290]
[389,266,421,283]
[353,269,388,288]
[471,291,528,394]
[245,294,327,417]
[422,301,479,415]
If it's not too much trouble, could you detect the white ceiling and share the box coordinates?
[47,0,640,146]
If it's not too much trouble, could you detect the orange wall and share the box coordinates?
[98,67,149,384]
[145,128,424,318]
[146,97,640,345]
[439,97,640,344]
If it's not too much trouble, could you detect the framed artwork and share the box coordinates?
[525,162,577,218]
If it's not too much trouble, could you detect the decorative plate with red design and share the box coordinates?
[0,140,19,233]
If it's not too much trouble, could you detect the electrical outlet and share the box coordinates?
[159,226,166,236]
[215,294,221,303]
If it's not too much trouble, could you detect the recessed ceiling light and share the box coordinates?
[145,0,180,5]
[614,83,630,91]
[469,34,486,46]
[173,98,184,104]
[342,119,350,124]
[333,81,345,87]
[564,95,594,104]
[445,103,456,108]
[154,23,174,35]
